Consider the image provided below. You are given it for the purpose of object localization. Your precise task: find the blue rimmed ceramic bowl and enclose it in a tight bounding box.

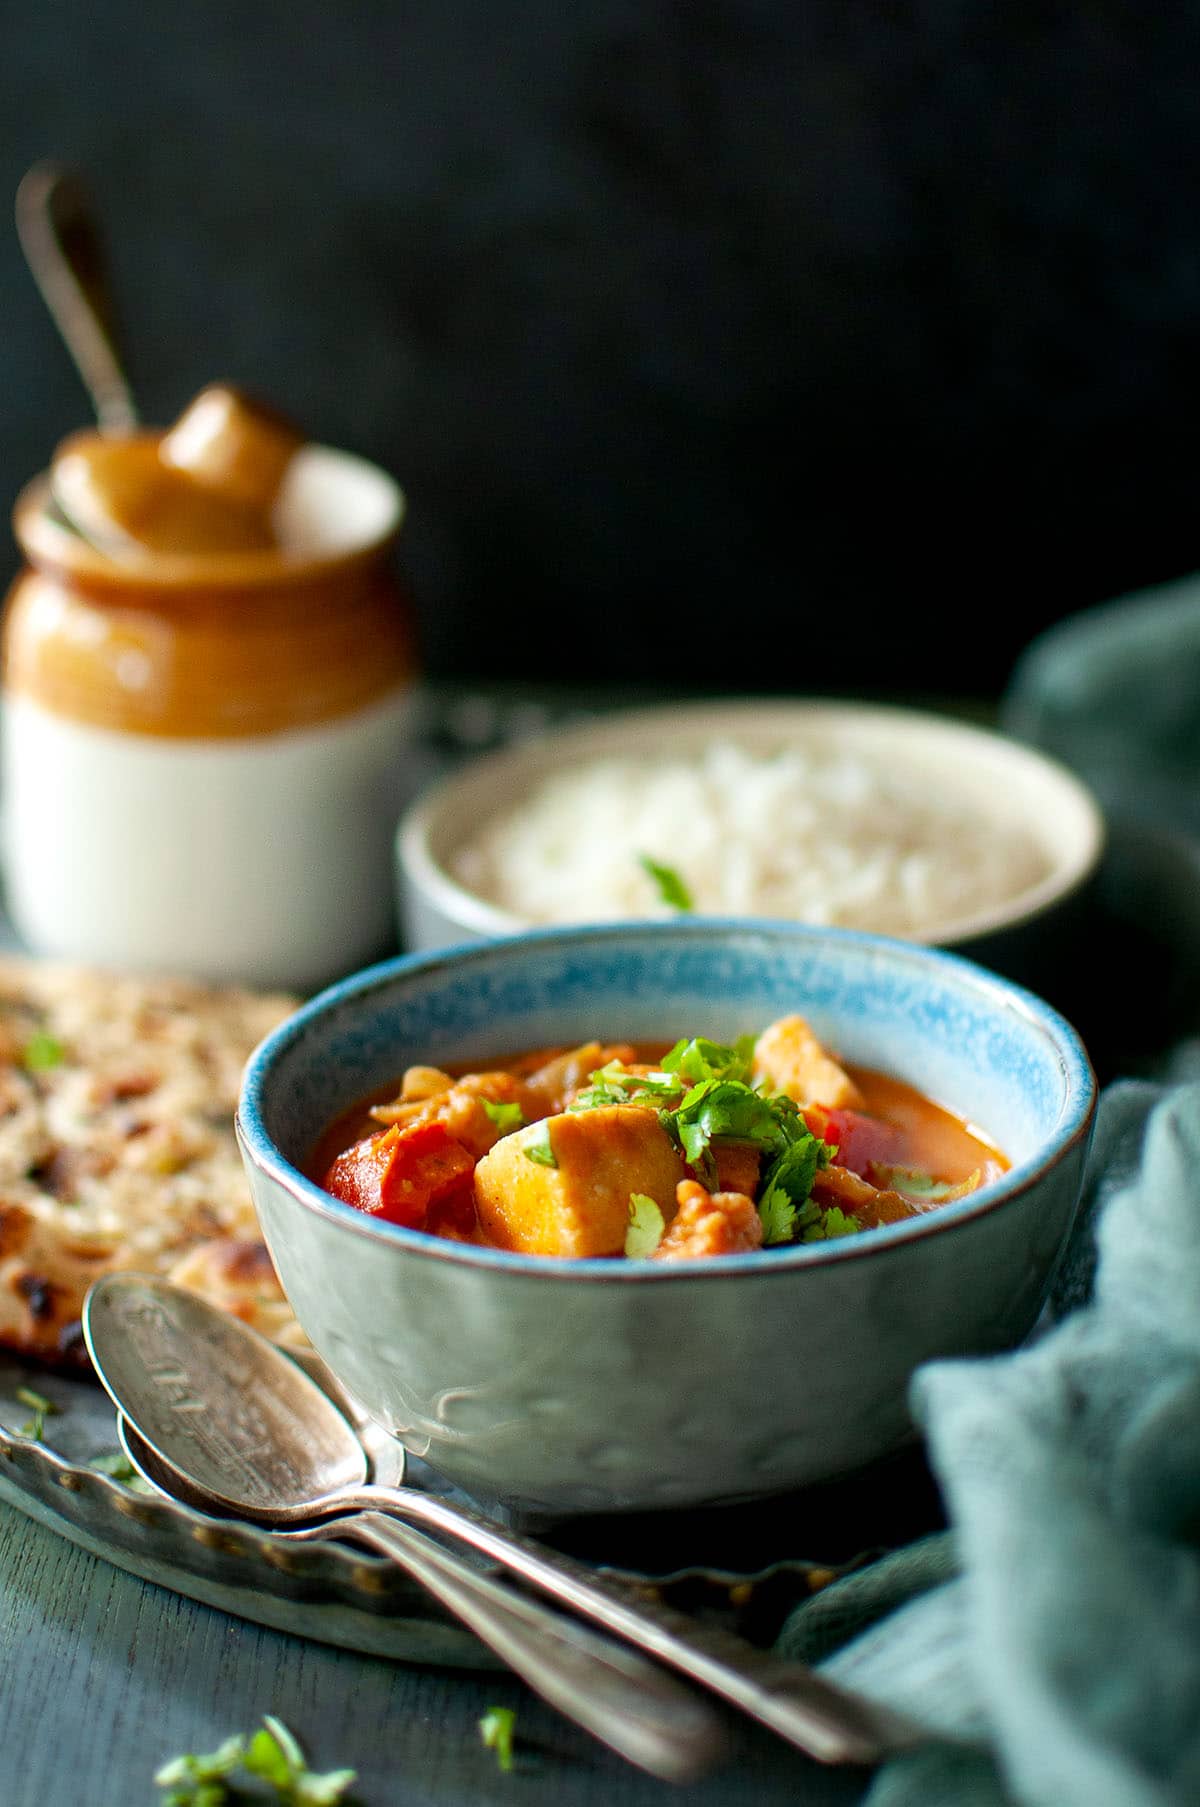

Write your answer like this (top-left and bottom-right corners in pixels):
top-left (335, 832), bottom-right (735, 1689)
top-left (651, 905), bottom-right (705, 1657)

top-left (236, 921), bottom-right (1096, 1519)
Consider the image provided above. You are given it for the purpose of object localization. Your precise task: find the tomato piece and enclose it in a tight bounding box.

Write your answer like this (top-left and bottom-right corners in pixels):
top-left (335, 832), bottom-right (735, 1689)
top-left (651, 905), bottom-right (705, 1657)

top-left (322, 1130), bottom-right (399, 1216)
top-left (803, 1106), bottom-right (904, 1179)
top-left (323, 1120), bottom-right (476, 1229)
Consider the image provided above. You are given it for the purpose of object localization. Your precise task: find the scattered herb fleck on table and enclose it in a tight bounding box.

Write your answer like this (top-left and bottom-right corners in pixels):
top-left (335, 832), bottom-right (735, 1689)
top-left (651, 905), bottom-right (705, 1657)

top-left (479, 1706), bottom-right (517, 1773)
top-left (154, 1715), bottom-right (355, 1805)
top-left (15, 1384), bottom-right (59, 1440)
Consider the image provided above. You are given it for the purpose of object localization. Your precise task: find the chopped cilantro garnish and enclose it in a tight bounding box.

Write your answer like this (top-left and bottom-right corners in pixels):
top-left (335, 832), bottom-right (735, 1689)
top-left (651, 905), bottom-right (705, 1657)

top-left (670, 1078), bottom-right (805, 1167)
top-left (660, 1036), bottom-right (756, 1086)
top-left (625, 1193), bottom-right (666, 1258)
top-left (592, 1060), bottom-right (682, 1098)
top-left (90, 1450), bottom-right (137, 1478)
top-left (88, 1450), bottom-right (157, 1492)
top-left (570, 1060), bottom-right (684, 1113)
top-left (807, 1205), bottom-right (860, 1240)
top-left (15, 1385), bottom-right (57, 1415)
top-left (16, 1384), bottom-right (57, 1438)
top-left (567, 1081), bottom-right (630, 1111)
top-left (22, 1029), bottom-right (64, 1073)
top-left (521, 1120), bottom-right (558, 1168)
top-left (482, 1098), bottom-right (525, 1135)
top-left (155, 1716), bottom-right (355, 1805)
top-left (480, 1705), bottom-right (517, 1772)
top-left (758, 1186), bottom-right (798, 1247)
top-left (638, 854), bottom-right (694, 912)
top-left (154, 1731), bottom-right (247, 1801)
top-left (756, 1134), bottom-right (832, 1244)
top-left (796, 1201), bottom-right (862, 1242)
top-left (755, 1127), bottom-right (831, 1243)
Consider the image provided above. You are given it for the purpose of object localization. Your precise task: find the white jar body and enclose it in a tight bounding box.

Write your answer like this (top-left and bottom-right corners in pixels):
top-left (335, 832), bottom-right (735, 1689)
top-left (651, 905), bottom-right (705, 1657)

top-left (2, 689), bottom-right (415, 991)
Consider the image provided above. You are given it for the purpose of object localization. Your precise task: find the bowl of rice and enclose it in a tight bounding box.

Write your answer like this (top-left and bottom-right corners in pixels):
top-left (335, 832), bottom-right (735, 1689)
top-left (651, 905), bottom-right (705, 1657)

top-left (396, 699), bottom-right (1105, 984)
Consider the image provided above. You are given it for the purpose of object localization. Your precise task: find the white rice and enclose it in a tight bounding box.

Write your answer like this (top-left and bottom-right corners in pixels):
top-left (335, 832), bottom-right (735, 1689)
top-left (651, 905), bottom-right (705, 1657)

top-left (450, 742), bottom-right (1051, 937)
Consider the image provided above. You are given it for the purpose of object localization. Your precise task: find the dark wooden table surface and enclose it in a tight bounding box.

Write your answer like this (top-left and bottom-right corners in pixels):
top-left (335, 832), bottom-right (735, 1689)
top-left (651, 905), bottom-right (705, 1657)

top-left (0, 1496), bottom-right (889, 1806)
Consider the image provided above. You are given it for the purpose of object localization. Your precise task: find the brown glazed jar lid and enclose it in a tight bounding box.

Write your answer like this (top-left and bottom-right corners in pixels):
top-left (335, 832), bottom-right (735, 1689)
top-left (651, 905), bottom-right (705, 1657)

top-left (6, 438), bottom-right (416, 739)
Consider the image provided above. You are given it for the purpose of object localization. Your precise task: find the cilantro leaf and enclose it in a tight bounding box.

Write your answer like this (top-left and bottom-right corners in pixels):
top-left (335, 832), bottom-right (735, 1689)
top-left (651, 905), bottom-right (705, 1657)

top-left (671, 1079), bottom-right (803, 1167)
top-left (15, 1384), bottom-right (60, 1441)
top-left (757, 1133), bottom-right (832, 1245)
top-left (293, 1768), bottom-right (360, 1807)
top-left (566, 1081), bottom-right (630, 1111)
top-left (801, 1204), bottom-right (862, 1242)
top-left (22, 1029), bottom-right (64, 1073)
top-left (88, 1449), bottom-right (157, 1492)
top-left (480, 1705), bottom-right (517, 1772)
top-left (660, 1036), bottom-right (756, 1086)
top-left (245, 1722), bottom-right (296, 1789)
top-left (625, 1193), bottom-right (666, 1258)
top-left (156, 1719), bottom-right (354, 1806)
top-left (591, 1060), bottom-right (683, 1099)
top-left (638, 854), bottom-right (694, 912)
top-left (482, 1098), bottom-right (525, 1135)
top-left (154, 1734), bottom-right (246, 1791)
top-left (521, 1120), bottom-right (558, 1168)
top-left (89, 1450), bottom-right (139, 1478)
top-left (757, 1187), bottom-right (797, 1247)
top-left (570, 1061), bottom-right (684, 1113)
top-left (15, 1385), bottom-right (57, 1415)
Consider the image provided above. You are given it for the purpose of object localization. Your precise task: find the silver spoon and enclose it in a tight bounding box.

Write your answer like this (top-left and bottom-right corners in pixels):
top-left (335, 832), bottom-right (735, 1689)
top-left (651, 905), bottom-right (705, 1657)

top-left (82, 1272), bottom-right (924, 1768)
top-left (112, 1419), bottom-right (718, 1783)
top-left (16, 160), bottom-right (139, 435)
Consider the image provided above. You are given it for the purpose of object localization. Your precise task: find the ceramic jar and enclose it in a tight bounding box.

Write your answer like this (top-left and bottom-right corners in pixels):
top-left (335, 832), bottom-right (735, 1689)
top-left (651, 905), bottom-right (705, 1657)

top-left (2, 443), bottom-right (418, 990)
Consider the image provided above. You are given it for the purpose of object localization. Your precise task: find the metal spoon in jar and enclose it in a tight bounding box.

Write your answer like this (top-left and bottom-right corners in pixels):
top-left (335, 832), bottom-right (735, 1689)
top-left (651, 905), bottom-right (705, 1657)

top-left (17, 162), bottom-right (302, 557)
top-left (16, 160), bottom-right (139, 436)
top-left (83, 1274), bottom-right (924, 1768)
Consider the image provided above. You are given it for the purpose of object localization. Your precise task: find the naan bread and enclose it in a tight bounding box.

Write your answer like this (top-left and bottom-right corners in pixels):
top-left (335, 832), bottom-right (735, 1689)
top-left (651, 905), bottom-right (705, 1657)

top-left (0, 956), bottom-right (301, 1369)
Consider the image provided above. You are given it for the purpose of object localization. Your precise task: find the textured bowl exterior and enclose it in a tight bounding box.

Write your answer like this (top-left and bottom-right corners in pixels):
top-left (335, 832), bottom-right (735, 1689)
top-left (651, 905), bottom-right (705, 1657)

top-left (238, 923), bottom-right (1096, 1517)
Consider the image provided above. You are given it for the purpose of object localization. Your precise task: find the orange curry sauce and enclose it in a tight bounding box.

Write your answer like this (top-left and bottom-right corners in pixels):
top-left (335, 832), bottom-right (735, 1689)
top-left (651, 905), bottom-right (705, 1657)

top-left (308, 1040), bottom-right (1008, 1260)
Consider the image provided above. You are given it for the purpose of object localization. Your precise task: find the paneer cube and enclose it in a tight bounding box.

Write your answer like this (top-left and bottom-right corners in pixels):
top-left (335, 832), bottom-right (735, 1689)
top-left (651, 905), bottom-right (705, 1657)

top-left (752, 1014), bottom-right (864, 1111)
top-left (473, 1105), bottom-right (685, 1257)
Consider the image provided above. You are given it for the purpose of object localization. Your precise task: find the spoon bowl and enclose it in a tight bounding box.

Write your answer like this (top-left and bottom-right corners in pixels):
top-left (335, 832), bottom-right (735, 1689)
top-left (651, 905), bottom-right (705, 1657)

top-left (84, 1269), bottom-right (370, 1518)
top-left (82, 1271), bottom-right (925, 1768)
top-left (83, 1273), bottom-right (725, 1783)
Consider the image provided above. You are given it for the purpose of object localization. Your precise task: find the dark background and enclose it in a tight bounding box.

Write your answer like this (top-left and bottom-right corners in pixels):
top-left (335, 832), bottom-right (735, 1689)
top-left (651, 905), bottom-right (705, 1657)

top-left (3, 2), bottom-right (1200, 701)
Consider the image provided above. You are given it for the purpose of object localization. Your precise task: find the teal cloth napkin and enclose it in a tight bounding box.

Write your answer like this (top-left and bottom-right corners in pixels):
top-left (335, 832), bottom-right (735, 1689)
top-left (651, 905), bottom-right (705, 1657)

top-left (773, 580), bottom-right (1200, 1804)
top-left (1000, 569), bottom-right (1200, 840)
top-left (776, 1077), bottom-right (1200, 1805)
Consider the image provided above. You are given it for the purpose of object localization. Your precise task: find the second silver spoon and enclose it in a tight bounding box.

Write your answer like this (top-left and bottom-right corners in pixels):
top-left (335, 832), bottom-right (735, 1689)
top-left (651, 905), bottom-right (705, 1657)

top-left (83, 1272), bottom-right (923, 1768)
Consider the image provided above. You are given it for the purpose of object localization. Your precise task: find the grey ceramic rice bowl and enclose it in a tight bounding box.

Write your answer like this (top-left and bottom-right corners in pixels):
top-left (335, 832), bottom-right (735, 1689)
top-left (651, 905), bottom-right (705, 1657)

top-left (395, 701), bottom-right (1106, 1001)
top-left (236, 921), bottom-right (1096, 1519)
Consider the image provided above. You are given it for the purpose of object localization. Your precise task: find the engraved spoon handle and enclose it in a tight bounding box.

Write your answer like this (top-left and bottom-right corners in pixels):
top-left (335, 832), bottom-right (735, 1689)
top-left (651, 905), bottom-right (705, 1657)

top-left (360, 1484), bottom-right (923, 1766)
top-left (319, 1510), bottom-right (724, 1783)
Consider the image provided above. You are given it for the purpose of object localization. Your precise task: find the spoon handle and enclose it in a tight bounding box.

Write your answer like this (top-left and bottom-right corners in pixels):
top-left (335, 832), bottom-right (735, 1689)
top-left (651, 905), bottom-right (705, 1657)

top-left (15, 160), bottom-right (139, 434)
top-left (328, 1510), bottom-right (724, 1783)
top-left (364, 1485), bottom-right (921, 1766)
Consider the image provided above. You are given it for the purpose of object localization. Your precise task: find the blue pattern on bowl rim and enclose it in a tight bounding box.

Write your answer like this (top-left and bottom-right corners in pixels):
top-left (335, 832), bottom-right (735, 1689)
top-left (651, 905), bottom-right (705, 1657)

top-left (238, 918), bottom-right (1096, 1279)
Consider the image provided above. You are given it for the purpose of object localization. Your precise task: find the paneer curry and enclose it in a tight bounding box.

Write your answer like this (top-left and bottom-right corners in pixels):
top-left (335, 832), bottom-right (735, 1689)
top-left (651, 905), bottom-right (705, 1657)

top-left (311, 1016), bottom-right (1007, 1259)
